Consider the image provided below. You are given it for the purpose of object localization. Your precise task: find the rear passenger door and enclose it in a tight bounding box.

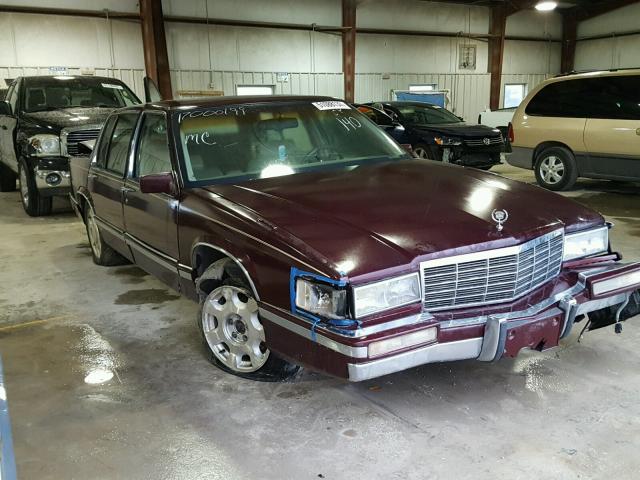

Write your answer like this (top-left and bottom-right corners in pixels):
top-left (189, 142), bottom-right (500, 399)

top-left (582, 75), bottom-right (640, 178)
top-left (89, 112), bottom-right (139, 257)
top-left (122, 111), bottom-right (180, 289)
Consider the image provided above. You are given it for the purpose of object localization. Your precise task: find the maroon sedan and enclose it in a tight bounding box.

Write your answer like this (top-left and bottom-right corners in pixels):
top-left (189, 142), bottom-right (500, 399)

top-left (70, 96), bottom-right (640, 381)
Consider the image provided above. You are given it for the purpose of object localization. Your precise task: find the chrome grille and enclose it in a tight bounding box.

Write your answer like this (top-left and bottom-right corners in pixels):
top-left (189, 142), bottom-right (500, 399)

top-left (465, 136), bottom-right (504, 147)
top-left (421, 230), bottom-right (564, 311)
top-left (64, 128), bottom-right (101, 156)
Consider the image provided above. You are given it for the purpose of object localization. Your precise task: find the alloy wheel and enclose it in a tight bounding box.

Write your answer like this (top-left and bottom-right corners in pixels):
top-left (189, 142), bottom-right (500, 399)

top-left (539, 156), bottom-right (565, 185)
top-left (414, 147), bottom-right (430, 159)
top-left (86, 208), bottom-right (102, 259)
top-left (201, 285), bottom-right (268, 373)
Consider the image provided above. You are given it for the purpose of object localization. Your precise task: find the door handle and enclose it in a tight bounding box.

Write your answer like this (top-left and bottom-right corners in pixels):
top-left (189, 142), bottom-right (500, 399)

top-left (636, 128), bottom-right (640, 136)
top-left (121, 187), bottom-right (135, 193)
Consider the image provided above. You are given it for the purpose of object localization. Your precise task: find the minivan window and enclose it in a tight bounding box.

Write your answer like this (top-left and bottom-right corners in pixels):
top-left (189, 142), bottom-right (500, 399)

top-left (526, 75), bottom-right (640, 119)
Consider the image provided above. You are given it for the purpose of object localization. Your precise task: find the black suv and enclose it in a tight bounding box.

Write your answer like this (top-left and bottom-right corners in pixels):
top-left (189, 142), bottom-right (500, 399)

top-left (0, 75), bottom-right (140, 216)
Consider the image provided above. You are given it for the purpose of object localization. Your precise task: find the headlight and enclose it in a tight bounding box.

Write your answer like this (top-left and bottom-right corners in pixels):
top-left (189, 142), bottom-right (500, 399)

top-left (295, 278), bottom-right (347, 319)
top-left (352, 273), bottom-right (421, 318)
top-left (563, 226), bottom-right (609, 261)
top-left (29, 134), bottom-right (61, 156)
top-left (434, 136), bottom-right (462, 146)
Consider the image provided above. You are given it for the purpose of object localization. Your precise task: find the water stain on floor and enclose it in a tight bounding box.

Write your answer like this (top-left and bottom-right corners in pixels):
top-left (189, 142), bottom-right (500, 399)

top-left (114, 289), bottom-right (180, 305)
top-left (110, 267), bottom-right (150, 285)
top-left (570, 192), bottom-right (640, 218)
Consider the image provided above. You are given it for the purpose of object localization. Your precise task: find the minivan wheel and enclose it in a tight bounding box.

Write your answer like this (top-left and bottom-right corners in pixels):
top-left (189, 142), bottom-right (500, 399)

top-left (198, 277), bottom-right (299, 381)
top-left (534, 146), bottom-right (578, 191)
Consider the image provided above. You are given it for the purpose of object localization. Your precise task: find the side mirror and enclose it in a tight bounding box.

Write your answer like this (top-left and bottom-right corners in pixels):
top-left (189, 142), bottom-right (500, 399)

top-left (0, 101), bottom-right (12, 116)
top-left (139, 172), bottom-right (174, 195)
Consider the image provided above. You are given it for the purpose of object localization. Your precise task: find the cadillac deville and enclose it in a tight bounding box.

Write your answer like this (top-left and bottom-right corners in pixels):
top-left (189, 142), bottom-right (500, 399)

top-left (69, 96), bottom-right (640, 381)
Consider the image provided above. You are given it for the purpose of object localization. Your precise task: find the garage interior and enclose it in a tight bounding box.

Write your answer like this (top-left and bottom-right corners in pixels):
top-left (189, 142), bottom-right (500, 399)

top-left (1, 0), bottom-right (639, 479)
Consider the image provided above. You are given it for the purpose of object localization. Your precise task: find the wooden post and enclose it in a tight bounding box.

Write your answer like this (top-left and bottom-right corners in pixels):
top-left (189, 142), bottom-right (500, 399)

top-left (342, 0), bottom-right (356, 103)
top-left (488, 5), bottom-right (506, 110)
top-left (139, 0), bottom-right (172, 100)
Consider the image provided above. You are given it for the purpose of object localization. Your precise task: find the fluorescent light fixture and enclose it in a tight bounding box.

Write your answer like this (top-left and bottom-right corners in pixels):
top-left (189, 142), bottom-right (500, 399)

top-left (535, 1), bottom-right (557, 11)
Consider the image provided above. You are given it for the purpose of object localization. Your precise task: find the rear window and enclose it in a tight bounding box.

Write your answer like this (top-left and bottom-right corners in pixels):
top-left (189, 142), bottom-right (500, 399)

top-left (526, 75), bottom-right (640, 119)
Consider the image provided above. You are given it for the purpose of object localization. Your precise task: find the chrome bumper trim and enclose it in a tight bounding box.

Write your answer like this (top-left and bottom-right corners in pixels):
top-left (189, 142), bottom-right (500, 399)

top-left (34, 169), bottom-right (70, 190)
top-left (347, 337), bottom-right (483, 381)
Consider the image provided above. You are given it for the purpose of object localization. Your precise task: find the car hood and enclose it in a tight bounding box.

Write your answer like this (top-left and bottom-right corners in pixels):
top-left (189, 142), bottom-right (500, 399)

top-left (411, 123), bottom-right (501, 139)
top-left (21, 107), bottom-right (114, 131)
top-left (208, 160), bottom-right (604, 279)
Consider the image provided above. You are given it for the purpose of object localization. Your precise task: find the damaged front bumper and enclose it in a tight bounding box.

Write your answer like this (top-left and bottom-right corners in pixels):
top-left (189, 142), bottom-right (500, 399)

top-left (260, 261), bottom-right (640, 381)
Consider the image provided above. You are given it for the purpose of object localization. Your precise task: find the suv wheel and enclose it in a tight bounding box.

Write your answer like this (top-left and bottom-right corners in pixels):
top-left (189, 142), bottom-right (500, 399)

top-left (0, 163), bottom-right (17, 192)
top-left (18, 160), bottom-right (52, 216)
top-left (534, 146), bottom-right (578, 191)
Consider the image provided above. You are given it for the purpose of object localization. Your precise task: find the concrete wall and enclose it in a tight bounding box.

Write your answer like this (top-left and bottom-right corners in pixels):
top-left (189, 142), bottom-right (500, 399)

top-left (574, 3), bottom-right (640, 71)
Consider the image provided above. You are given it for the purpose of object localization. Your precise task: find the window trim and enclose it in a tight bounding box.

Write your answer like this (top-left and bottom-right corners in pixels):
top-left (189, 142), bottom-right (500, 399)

top-left (129, 110), bottom-right (171, 180)
top-left (103, 112), bottom-right (141, 177)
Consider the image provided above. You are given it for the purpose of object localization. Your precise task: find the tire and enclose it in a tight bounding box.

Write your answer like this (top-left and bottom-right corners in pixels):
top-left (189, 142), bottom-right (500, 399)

top-left (0, 162), bottom-right (16, 192)
top-left (413, 143), bottom-right (439, 161)
top-left (84, 207), bottom-right (128, 266)
top-left (198, 274), bottom-right (299, 381)
top-left (534, 146), bottom-right (578, 191)
top-left (18, 160), bottom-right (52, 216)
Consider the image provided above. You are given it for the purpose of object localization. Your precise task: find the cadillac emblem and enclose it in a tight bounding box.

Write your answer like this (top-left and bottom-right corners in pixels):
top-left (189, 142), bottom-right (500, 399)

top-left (491, 209), bottom-right (509, 232)
top-left (482, 137), bottom-right (491, 145)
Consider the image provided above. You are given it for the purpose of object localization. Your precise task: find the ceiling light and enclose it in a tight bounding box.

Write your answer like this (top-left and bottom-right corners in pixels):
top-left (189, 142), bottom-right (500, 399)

top-left (535, 1), bottom-right (558, 11)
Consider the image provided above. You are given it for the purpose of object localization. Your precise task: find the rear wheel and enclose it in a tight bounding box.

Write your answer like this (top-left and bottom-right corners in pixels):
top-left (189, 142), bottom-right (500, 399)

top-left (0, 163), bottom-right (16, 192)
top-left (18, 160), bottom-right (51, 216)
top-left (85, 207), bottom-right (128, 266)
top-left (198, 274), bottom-right (299, 381)
top-left (534, 146), bottom-right (578, 191)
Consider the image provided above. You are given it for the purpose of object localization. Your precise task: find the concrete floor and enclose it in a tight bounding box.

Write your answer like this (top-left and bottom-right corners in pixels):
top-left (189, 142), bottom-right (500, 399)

top-left (1, 164), bottom-right (639, 480)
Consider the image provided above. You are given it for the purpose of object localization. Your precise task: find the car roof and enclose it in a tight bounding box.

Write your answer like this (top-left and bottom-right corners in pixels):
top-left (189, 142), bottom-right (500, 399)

top-left (138, 95), bottom-right (339, 112)
top-left (21, 75), bottom-right (128, 83)
top-left (371, 101), bottom-right (443, 109)
top-left (551, 68), bottom-right (640, 82)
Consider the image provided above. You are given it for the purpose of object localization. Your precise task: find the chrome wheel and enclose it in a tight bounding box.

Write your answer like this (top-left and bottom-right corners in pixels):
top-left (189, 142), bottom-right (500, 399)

top-left (201, 285), bottom-right (268, 373)
top-left (19, 167), bottom-right (29, 207)
top-left (414, 146), bottom-right (431, 159)
top-left (86, 208), bottom-right (102, 259)
top-left (539, 156), bottom-right (565, 185)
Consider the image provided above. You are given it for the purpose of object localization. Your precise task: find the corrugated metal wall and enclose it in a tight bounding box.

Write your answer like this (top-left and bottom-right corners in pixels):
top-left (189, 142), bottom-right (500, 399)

top-left (0, 66), bottom-right (146, 100)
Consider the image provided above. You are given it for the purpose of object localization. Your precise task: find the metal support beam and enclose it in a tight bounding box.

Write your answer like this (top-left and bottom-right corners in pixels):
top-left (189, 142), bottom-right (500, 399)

top-left (139, 0), bottom-right (172, 100)
top-left (560, 14), bottom-right (577, 73)
top-left (488, 5), bottom-right (506, 110)
top-left (342, 0), bottom-right (356, 103)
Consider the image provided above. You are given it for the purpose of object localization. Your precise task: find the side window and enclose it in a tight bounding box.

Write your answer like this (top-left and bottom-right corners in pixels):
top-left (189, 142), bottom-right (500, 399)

top-left (5, 80), bottom-right (18, 113)
top-left (95, 115), bottom-right (117, 168)
top-left (525, 80), bottom-right (587, 118)
top-left (135, 113), bottom-right (172, 178)
top-left (105, 113), bottom-right (139, 176)
top-left (587, 76), bottom-right (640, 120)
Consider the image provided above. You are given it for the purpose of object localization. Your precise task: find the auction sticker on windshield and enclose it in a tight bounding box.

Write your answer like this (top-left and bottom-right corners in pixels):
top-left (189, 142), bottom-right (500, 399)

top-left (312, 101), bottom-right (351, 111)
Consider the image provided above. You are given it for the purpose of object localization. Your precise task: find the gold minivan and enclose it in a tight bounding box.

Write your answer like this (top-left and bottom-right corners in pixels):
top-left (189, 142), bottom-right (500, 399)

top-left (507, 69), bottom-right (640, 190)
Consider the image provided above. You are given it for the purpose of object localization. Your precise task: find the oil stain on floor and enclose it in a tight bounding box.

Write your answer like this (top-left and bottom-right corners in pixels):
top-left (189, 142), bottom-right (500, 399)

top-left (114, 289), bottom-right (180, 305)
top-left (110, 266), bottom-right (150, 285)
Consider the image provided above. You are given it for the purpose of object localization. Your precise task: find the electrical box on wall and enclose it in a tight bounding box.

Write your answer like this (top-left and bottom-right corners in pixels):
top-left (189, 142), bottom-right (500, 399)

top-left (458, 45), bottom-right (476, 70)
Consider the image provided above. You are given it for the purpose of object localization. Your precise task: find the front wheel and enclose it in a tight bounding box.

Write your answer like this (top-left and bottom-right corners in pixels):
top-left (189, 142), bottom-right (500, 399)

top-left (413, 143), bottom-right (439, 161)
top-left (534, 146), bottom-right (578, 191)
top-left (18, 160), bottom-right (51, 216)
top-left (199, 279), bottom-right (299, 381)
top-left (85, 207), bottom-right (128, 266)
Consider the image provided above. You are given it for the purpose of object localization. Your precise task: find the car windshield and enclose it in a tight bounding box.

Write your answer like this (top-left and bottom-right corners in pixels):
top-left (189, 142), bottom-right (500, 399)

top-left (24, 76), bottom-right (140, 112)
top-left (396, 104), bottom-right (462, 126)
top-left (176, 100), bottom-right (407, 185)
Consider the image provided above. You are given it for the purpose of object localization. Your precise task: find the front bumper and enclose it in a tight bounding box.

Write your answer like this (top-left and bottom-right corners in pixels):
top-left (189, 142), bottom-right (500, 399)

top-left (260, 261), bottom-right (640, 381)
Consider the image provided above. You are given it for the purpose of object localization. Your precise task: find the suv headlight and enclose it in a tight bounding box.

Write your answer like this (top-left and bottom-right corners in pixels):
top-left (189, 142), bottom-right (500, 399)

top-left (563, 226), bottom-right (609, 261)
top-left (434, 136), bottom-right (462, 146)
top-left (295, 277), bottom-right (347, 319)
top-left (29, 134), bottom-right (61, 156)
top-left (353, 273), bottom-right (421, 318)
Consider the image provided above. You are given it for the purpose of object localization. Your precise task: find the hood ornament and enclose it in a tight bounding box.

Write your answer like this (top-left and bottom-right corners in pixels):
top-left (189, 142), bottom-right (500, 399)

top-left (491, 209), bottom-right (509, 232)
top-left (483, 137), bottom-right (491, 145)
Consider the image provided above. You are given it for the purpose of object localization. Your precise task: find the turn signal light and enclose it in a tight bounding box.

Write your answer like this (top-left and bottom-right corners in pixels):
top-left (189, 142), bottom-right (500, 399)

top-left (591, 270), bottom-right (640, 296)
top-left (508, 122), bottom-right (514, 143)
top-left (368, 327), bottom-right (437, 358)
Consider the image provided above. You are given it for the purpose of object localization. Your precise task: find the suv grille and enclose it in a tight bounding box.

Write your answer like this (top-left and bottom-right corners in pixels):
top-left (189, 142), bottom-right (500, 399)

top-left (421, 230), bottom-right (564, 311)
top-left (465, 136), bottom-right (504, 147)
top-left (65, 128), bottom-right (101, 156)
